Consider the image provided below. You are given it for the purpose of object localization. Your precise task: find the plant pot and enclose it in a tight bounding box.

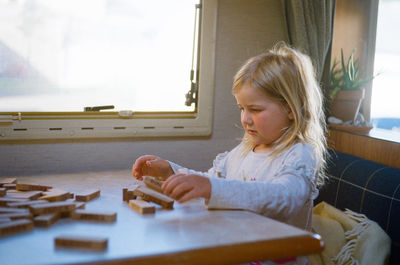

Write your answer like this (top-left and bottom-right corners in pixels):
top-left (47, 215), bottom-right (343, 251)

top-left (330, 89), bottom-right (365, 122)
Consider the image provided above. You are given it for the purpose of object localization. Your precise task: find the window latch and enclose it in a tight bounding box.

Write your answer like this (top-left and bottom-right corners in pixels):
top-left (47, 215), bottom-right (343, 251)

top-left (84, 105), bottom-right (115, 112)
top-left (0, 113), bottom-right (22, 125)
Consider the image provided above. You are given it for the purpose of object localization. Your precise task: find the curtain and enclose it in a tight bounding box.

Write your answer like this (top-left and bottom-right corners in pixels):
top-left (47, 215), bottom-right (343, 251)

top-left (280, 0), bottom-right (335, 81)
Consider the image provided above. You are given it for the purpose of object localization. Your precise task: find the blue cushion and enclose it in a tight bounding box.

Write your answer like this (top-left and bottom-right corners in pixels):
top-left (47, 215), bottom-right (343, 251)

top-left (315, 149), bottom-right (400, 265)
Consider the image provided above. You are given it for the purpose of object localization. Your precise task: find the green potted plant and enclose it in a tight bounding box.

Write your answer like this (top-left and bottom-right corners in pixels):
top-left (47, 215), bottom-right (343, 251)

top-left (328, 49), bottom-right (374, 122)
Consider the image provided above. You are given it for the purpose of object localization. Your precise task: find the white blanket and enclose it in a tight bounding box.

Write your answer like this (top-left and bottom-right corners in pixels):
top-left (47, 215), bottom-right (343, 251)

top-left (308, 202), bottom-right (391, 265)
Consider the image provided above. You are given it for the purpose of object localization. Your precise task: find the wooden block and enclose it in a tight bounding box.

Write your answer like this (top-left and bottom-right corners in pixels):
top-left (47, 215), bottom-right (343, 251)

top-left (133, 186), bottom-right (174, 209)
top-left (0, 218), bottom-right (11, 223)
top-left (71, 209), bottom-right (117, 222)
top-left (0, 188), bottom-right (6, 197)
top-left (0, 219), bottom-right (34, 237)
top-left (54, 235), bottom-right (108, 250)
top-left (7, 200), bottom-right (47, 208)
top-left (0, 206), bottom-right (30, 214)
top-left (129, 199), bottom-right (155, 214)
top-left (29, 201), bottom-right (76, 215)
top-left (75, 189), bottom-right (100, 202)
top-left (0, 178), bottom-right (17, 185)
top-left (65, 199), bottom-right (85, 207)
top-left (33, 213), bottom-right (60, 227)
top-left (2, 184), bottom-right (16, 190)
top-left (6, 190), bottom-right (43, 200)
top-left (122, 188), bottom-right (137, 202)
top-left (59, 210), bottom-right (73, 219)
top-left (16, 183), bottom-right (52, 192)
top-left (59, 201), bottom-right (85, 218)
top-left (143, 176), bottom-right (164, 193)
top-left (74, 202), bottom-right (86, 209)
top-left (0, 197), bottom-right (28, 206)
top-left (0, 212), bottom-right (32, 220)
top-left (39, 188), bottom-right (71, 202)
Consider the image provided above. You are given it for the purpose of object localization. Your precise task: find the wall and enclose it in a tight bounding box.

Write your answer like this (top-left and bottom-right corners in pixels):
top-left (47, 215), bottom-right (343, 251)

top-left (0, 0), bottom-right (288, 176)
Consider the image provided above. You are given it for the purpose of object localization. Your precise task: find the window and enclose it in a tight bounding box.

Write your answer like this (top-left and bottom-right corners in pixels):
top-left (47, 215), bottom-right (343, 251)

top-left (371, 0), bottom-right (400, 133)
top-left (0, 0), bottom-right (217, 140)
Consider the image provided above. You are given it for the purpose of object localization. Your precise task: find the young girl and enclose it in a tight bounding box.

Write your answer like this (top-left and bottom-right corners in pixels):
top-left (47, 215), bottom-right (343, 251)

top-left (132, 43), bottom-right (327, 264)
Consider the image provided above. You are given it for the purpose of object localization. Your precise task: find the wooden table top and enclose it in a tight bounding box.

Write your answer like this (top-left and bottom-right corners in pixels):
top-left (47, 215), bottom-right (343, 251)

top-left (0, 170), bottom-right (323, 265)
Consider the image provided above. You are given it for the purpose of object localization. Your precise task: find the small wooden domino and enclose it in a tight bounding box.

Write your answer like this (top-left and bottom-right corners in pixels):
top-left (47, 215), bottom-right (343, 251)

top-left (133, 186), bottom-right (174, 209)
top-left (0, 197), bottom-right (28, 207)
top-left (0, 207), bottom-right (30, 214)
top-left (64, 199), bottom-right (85, 207)
top-left (71, 209), bottom-right (117, 222)
top-left (129, 199), bottom-right (155, 214)
top-left (29, 201), bottom-right (76, 215)
top-left (0, 219), bottom-right (34, 237)
top-left (56, 200), bottom-right (84, 218)
top-left (59, 210), bottom-right (73, 219)
top-left (122, 188), bottom-right (137, 202)
top-left (58, 201), bottom-right (85, 219)
top-left (75, 189), bottom-right (100, 202)
top-left (0, 188), bottom-right (6, 197)
top-left (7, 200), bottom-right (48, 208)
top-left (0, 178), bottom-right (17, 186)
top-left (33, 213), bottom-right (60, 227)
top-left (54, 235), bottom-right (108, 250)
top-left (16, 183), bottom-right (52, 192)
top-left (143, 176), bottom-right (164, 193)
top-left (0, 212), bottom-right (33, 220)
top-left (39, 188), bottom-right (71, 202)
top-left (6, 190), bottom-right (43, 200)
top-left (74, 202), bottom-right (86, 210)
top-left (0, 218), bottom-right (11, 223)
top-left (2, 184), bottom-right (16, 190)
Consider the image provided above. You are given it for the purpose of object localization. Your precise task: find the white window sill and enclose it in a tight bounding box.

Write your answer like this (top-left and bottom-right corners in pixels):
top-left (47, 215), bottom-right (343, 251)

top-left (368, 127), bottom-right (400, 143)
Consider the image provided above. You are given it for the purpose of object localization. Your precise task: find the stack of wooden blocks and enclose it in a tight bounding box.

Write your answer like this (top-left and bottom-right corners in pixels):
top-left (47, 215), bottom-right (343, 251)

top-left (123, 176), bottom-right (174, 214)
top-left (0, 175), bottom-right (176, 252)
top-left (0, 177), bottom-right (112, 250)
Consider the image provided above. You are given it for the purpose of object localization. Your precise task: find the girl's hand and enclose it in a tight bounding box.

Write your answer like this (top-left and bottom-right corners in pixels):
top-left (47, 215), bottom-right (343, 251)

top-left (162, 173), bottom-right (211, 203)
top-left (132, 155), bottom-right (174, 181)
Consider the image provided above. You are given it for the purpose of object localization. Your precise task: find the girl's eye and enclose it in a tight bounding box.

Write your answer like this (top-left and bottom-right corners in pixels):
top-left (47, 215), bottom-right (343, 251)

top-left (250, 108), bottom-right (261, 112)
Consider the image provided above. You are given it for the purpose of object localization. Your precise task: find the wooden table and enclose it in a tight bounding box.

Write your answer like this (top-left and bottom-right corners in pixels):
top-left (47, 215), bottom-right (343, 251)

top-left (0, 170), bottom-right (323, 265)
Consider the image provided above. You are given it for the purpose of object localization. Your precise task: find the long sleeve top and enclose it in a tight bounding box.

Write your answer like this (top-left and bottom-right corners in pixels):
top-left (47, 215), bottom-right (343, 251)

top-left (169, 142), bottom-right (319, 231)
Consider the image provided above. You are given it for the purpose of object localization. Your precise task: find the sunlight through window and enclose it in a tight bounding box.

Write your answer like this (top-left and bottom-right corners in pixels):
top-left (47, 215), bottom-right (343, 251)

top-left (371, 0), bottom-right (400, 132)
top-left (0, 0), bottom-right (200, 112)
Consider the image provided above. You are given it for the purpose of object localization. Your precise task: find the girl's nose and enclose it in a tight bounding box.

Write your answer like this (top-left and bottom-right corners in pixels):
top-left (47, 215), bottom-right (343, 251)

top-left (242, 111), bottom-right (252, 125)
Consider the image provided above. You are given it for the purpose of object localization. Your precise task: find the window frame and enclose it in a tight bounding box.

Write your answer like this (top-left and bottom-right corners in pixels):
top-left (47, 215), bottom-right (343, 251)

top-left (0, 0), bottom-right (218, 140)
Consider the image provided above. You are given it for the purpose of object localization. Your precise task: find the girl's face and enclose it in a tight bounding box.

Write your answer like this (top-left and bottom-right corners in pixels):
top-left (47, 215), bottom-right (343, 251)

top-left (235, 83), bottom-right (293, 153)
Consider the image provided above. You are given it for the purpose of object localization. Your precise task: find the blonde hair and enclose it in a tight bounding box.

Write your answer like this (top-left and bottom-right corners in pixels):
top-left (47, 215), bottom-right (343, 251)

top-left (233, 43), bottom-right (327, 187)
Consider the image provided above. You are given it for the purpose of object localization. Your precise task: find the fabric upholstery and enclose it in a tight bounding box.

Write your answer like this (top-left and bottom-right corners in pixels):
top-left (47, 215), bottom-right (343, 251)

top-left (315, 149), bottom-right (400, 265)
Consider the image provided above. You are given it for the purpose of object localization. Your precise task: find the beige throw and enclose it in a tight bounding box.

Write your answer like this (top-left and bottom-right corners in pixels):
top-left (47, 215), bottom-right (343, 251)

top-left (308, 202), bottom-right (391, 265)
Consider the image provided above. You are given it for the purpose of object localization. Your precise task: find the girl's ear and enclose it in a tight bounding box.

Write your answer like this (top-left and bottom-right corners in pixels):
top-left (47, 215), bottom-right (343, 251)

top-left (288, 111), bottom-right (294, 120)
top-left (286, 106), bottom-right (294, 120)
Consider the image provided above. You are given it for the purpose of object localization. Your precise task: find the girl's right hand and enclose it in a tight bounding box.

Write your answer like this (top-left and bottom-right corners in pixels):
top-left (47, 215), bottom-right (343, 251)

top-left (131, 155), bottom-right (174, 181)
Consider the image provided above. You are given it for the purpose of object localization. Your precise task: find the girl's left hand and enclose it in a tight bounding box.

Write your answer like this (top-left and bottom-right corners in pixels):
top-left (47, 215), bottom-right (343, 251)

top-left (161, 173), bottom-right (211, 203)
